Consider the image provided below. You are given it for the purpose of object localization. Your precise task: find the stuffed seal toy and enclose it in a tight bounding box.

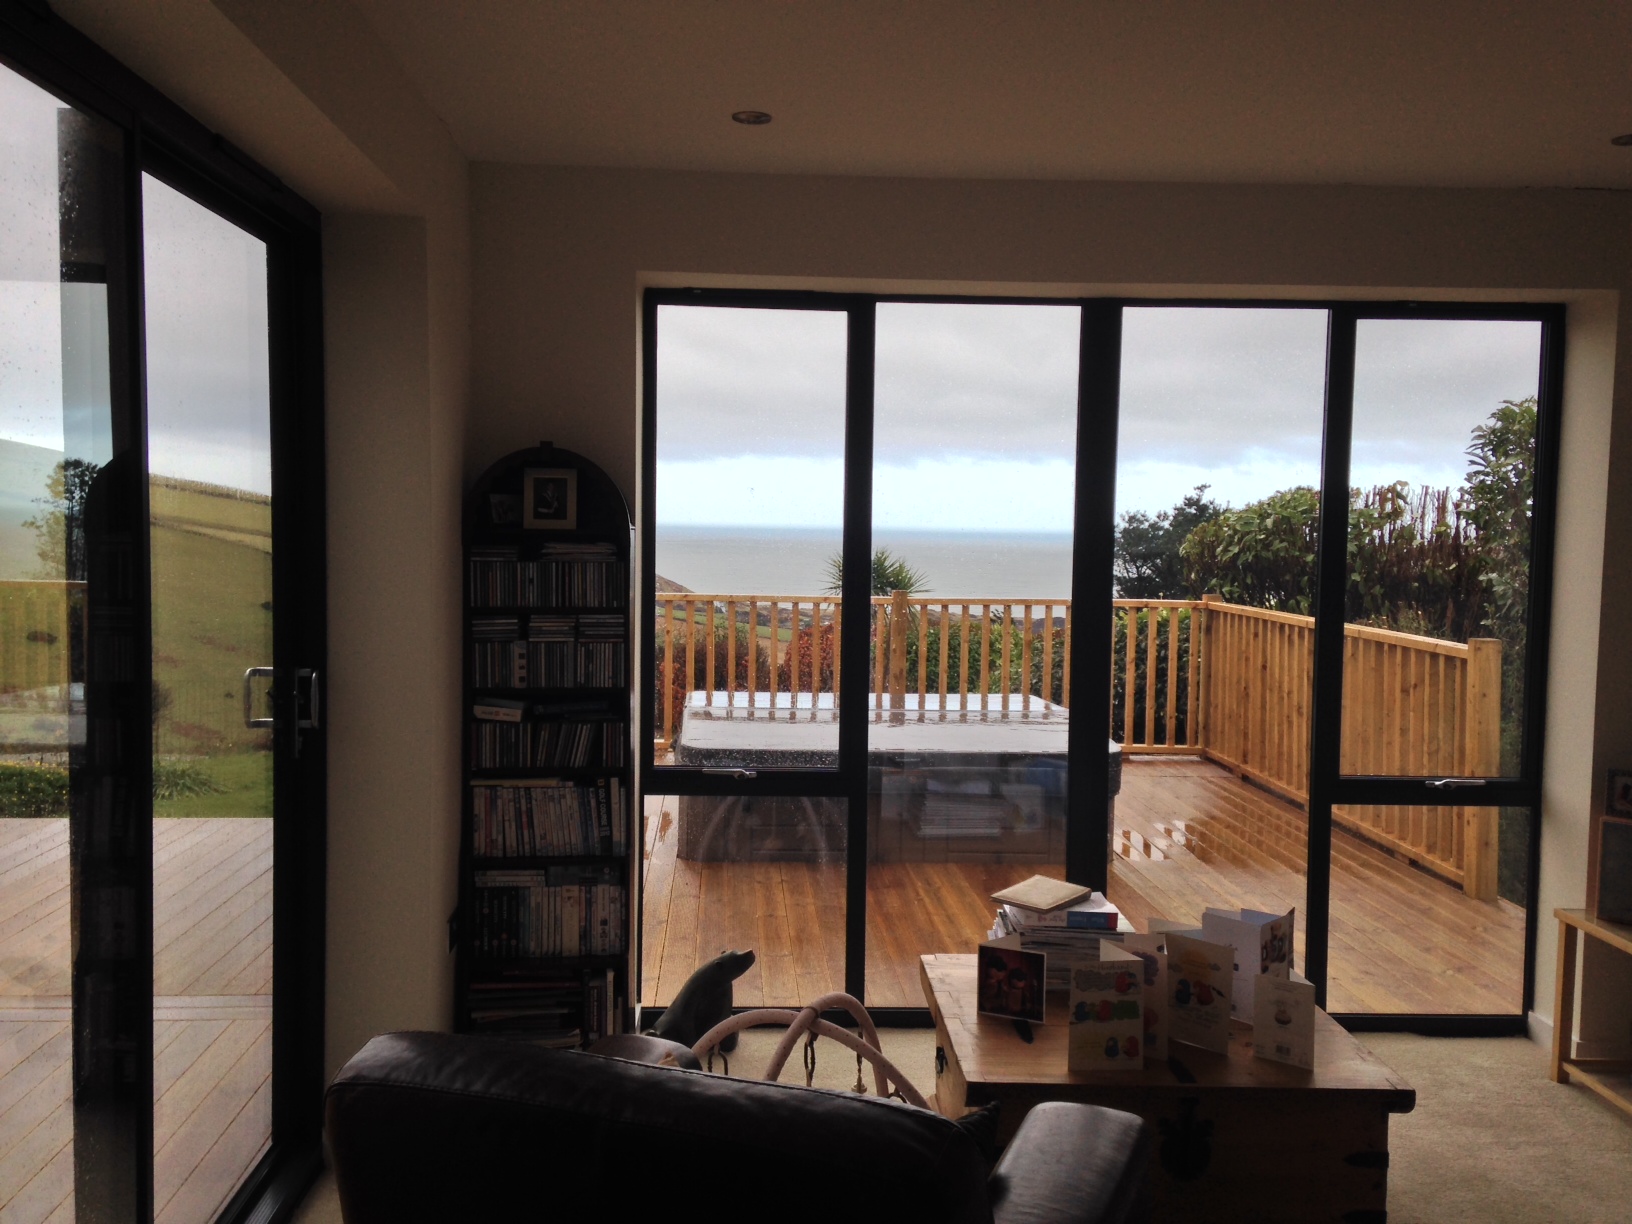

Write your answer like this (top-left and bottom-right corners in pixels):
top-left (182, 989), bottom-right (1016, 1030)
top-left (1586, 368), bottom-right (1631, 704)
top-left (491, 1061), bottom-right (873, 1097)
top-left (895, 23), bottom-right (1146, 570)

top-left (648, 949), bottom-right (756, 1052)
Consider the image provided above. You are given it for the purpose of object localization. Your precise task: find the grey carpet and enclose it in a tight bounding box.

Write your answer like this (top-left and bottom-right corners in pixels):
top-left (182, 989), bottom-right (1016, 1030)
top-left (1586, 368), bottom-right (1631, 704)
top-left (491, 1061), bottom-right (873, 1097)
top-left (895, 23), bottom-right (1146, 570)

top-left (293, 1030), bottom-right (1632, 1223)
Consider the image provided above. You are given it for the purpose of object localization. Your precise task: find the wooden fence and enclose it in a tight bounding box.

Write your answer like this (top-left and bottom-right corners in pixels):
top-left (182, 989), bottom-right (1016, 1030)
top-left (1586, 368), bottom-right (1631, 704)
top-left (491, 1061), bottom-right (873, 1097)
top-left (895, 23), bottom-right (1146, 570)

top-left (652, 591), bottom-right (1503, 897)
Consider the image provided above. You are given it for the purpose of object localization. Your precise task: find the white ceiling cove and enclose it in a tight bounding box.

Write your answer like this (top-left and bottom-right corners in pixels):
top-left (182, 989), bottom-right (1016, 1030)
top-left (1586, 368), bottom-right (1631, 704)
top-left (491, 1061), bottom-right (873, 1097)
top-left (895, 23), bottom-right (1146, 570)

top-left (349, 0), bottom-right (1632, 188)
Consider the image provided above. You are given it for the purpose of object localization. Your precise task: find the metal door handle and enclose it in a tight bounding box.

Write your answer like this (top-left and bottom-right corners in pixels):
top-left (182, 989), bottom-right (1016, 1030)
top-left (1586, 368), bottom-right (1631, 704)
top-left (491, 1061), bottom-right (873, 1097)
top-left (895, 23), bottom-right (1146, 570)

top-left (1426, 777), bottom-right (1488, 790)
top-left (243, 666), bottom-right (274, 728)
top-left (702, 767), bottom-right (758, 779)
top-left (297, 668), bottom-right (320, 730)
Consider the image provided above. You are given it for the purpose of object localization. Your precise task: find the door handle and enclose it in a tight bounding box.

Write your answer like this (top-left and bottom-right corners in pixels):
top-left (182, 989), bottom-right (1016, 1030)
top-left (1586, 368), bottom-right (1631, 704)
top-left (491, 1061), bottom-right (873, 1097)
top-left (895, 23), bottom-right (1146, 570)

top-left (702, 767), bottom-right (758, 779)
top-left (1425, 777), bottom-right (1488, 790)
top-left (297, 668), bottom-right (320, 730)
top-left (243, 666), bottom-right (274, 728)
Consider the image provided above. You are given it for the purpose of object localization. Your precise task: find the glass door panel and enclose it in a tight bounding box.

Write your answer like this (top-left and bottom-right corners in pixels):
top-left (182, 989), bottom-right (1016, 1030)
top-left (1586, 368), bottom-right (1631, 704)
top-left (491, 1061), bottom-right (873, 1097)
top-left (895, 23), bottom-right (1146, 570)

top-left (142, 173), bottom-right (273, 1223)
top-left (1, 62), bottom-right (132, 1223)
top-left (1341, 318), bottom-right (1543, 780)
top-left (644, 304), bottom-right (849, 1009)
top-left (1111, 307), bottom-right (1327, 971)
top-left (1325, 804), bottom-right (1526, 1014)
top-left (864, 302), bottom-right (1080, 1007)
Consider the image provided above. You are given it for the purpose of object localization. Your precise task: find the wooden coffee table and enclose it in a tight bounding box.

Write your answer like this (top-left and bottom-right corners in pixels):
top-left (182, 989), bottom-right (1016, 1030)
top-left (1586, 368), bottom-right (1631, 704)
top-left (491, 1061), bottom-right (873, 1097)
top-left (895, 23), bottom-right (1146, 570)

top-left (921, 954), bottom-right (1415, 1224)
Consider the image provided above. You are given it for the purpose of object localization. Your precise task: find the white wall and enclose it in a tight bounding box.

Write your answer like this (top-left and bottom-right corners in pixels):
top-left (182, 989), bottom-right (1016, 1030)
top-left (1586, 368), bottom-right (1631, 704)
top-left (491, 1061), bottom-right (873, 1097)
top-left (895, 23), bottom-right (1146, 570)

top-left (471, 164), bottom-right (1632, 1034)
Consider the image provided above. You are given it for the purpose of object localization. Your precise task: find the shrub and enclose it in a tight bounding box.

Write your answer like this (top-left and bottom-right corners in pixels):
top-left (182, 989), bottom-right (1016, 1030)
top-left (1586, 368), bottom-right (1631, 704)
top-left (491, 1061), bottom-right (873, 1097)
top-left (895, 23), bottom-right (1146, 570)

top-left (0, 764), bottom-right (69, 818)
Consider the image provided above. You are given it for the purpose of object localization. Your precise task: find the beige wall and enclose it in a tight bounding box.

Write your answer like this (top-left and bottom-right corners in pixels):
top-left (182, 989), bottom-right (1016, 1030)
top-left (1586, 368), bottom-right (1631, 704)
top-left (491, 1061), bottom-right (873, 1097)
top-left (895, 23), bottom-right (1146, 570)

top-left (471, 164), bottom-right (1632, 1032)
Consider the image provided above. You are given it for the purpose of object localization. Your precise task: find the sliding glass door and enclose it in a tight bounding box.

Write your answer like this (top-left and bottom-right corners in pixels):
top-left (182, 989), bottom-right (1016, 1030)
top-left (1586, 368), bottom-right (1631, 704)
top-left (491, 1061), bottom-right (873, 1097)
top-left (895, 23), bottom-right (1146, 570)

top-left (0, 20), bottom-right (327, 1221)
top-left (640, 290), bottom-right (1561, 1033)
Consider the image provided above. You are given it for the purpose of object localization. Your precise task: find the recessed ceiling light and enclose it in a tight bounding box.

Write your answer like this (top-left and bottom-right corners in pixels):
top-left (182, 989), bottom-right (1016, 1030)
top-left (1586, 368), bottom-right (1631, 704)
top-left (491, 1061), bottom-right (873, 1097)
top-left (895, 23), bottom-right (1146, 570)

top-left (1612, 133), bottom-right (1632, 146)
top-left (732, 110), bottom-right (772, 126)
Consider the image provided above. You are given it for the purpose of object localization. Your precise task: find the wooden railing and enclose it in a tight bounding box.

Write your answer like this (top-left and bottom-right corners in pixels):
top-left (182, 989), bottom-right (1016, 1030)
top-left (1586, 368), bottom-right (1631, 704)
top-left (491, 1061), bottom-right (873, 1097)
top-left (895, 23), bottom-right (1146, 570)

top-left (652, 591), bottom-right (1503, 897)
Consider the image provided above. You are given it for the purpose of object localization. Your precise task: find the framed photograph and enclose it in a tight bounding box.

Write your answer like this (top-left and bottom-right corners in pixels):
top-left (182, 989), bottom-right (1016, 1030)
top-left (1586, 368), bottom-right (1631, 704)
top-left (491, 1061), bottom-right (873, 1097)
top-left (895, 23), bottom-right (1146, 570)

top-left (523, 467), bottom-right (577, 530)
top-left (976, 940), bottom-right (1047, 1025)
top-left (488, 493), bottom-right (522, 525)
top-left (1608, 769), bottom-right (1632, 817)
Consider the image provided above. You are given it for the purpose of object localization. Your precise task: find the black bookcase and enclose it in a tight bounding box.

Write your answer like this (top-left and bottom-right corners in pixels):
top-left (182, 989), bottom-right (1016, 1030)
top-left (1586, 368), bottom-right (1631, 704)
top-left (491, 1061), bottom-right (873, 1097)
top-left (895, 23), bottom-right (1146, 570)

top-left (454, 444), bottom-right (634, 1045)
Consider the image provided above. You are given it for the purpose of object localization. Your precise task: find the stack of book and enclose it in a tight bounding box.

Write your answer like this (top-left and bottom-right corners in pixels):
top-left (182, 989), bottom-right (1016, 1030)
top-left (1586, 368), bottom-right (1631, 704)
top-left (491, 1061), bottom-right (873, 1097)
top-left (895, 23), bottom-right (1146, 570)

top-left (471, 616), bottom-right (524, 686)
top-left (469, 718), bottom-right (625, 768)
top-left (465, 968), bottom-right (621, 1045)
top-left (526, 615), bottom-right (576, 686)
top-left (576, 614), bottom-right (627, 686)
top-left (472, 865), bottom-right (626, 958)
top-left (471, 778), bottom-right (627, 857)
top-left (989, 874), bottom-right (1123, 990)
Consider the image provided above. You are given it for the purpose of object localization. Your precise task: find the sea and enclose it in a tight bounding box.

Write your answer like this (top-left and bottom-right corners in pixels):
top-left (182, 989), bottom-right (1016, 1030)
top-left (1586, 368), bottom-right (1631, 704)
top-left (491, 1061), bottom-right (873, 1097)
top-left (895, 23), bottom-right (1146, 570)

top-left (653, 527), bottom-right (1074, 599)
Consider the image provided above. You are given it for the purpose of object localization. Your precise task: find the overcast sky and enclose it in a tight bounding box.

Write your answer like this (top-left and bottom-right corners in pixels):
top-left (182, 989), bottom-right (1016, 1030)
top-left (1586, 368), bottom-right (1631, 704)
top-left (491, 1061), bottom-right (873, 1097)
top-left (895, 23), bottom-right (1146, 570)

top-left (656, 303), bottom-right (1541, 530)
top-left (0, 64), bottom-right (271, 496)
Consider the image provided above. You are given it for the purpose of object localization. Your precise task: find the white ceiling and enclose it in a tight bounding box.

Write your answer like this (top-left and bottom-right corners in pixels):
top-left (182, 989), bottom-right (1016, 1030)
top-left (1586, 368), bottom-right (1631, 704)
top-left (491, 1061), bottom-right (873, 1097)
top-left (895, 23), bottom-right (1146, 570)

top-left (348, 0), bottom-right (1632, 189)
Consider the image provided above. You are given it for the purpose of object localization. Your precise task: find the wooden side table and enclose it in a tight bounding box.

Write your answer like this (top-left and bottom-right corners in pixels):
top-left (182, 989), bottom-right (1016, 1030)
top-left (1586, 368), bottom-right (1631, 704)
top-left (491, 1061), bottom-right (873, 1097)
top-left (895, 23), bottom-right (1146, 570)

top-left (1551, 907), bottom-right (1632, 1117)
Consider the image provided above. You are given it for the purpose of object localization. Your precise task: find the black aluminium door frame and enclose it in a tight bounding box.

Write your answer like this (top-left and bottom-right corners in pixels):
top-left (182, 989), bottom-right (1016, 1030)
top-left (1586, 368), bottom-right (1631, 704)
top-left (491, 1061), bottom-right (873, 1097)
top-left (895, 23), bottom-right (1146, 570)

top-left (639, 288), bottom-right (1564, 1027)
top-left (1, 6), bottom-right (330, 1221)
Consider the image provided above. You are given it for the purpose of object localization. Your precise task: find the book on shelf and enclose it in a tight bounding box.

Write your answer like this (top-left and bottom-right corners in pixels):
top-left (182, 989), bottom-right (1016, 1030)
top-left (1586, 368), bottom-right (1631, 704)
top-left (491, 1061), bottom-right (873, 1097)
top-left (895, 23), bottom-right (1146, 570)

top-left (465, 967), bottom-right (622, 1044)
top-left (472, 777), bottom-right (627, 857)
top-left (470, 719), bottom-right (626, 769)
top-left (472, 865), bottom-right (627, 959)
top-left (470, 613), bottom-right (628, 689)
top-left (468, 543), bottom-right (627, 609)
top-left (472, 698), bottom-right (526, 723)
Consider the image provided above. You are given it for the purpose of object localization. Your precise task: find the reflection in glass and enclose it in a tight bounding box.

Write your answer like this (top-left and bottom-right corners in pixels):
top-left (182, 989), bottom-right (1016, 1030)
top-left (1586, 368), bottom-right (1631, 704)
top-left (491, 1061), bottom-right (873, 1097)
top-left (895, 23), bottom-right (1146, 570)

top-left (1342, 319), bottom-right (1542, 780)
top-left (1107, 308), bottom-right (1325, 992)
top-left (1326, 804), bottom-right (1527, 1014)
top-left (640, 793), bottom-right (846, 1007)
top-left (653, 305), bottom-right (849, 768)
top-left (143, 173), bottom-right (274, 1223)
top-left (1, 61), bottom-right (129, 1223)
top-left (865, 303), bottom-right (1081, 1007)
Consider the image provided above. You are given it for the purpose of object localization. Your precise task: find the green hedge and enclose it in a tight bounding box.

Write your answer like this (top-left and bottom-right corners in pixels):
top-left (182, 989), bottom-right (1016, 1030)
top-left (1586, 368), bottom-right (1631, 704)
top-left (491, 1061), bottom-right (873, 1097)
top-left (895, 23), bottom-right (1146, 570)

top-left (0, 759), bottom-right (221, 817)
top-left (0, 764), bottom-right (69, 818)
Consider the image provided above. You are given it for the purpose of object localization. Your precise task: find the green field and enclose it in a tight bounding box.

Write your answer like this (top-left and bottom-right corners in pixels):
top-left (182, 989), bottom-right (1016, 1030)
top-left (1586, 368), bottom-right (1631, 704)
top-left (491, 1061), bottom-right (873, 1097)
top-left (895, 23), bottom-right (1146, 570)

top-left (149, 476), bottom-right (273, 818)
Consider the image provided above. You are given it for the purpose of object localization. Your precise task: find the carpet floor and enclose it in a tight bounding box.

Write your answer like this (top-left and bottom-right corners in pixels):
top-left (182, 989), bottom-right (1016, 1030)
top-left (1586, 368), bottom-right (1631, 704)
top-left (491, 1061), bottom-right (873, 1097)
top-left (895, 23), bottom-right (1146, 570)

top-left (293, 1030), bottom-right (1632, 1223)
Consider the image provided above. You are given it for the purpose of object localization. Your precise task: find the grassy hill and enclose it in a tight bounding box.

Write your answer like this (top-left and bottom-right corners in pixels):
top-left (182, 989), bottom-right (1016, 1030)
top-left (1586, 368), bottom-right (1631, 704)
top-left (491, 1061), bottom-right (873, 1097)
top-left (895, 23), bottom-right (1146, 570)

top-left (149, 475), bottom-right (273, 817)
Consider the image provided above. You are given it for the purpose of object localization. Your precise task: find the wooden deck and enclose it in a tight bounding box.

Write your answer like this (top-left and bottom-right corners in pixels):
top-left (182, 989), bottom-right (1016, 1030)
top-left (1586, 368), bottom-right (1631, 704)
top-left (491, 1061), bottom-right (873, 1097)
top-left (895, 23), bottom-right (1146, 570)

top-left (0, 817), bottom-right (272, 1224)
top-left (641, 758), bottom-right (1525, 1014)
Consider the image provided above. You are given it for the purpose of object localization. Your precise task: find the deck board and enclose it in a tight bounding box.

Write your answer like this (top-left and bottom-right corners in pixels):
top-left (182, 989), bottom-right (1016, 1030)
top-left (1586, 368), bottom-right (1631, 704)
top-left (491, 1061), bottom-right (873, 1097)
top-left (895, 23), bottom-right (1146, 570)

top-left (0, 817), bottom-right (272, 1224)
top-left (642, 758), bottom-right (1525, 1014)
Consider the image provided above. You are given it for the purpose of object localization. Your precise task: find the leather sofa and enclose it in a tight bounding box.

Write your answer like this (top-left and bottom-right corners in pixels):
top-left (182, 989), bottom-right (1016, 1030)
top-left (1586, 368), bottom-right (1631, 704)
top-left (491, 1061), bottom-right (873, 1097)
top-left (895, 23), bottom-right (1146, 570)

top-left (326, 1031), bottom-right (1151, 1224)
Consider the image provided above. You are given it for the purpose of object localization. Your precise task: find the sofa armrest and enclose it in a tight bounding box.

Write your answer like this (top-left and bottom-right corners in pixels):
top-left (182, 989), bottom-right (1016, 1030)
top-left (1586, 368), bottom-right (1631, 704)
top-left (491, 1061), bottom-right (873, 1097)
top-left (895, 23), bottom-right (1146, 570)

top-left (986, 1101), bottom-right (1151, 1224)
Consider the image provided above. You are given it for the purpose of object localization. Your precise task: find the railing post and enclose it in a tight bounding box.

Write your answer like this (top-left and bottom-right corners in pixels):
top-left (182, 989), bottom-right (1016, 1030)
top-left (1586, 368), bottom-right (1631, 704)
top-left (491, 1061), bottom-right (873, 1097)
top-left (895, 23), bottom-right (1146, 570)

top-left (1462, 637), bottom-right (1502, 900)
top-left (888, 588), bottom-right (909, 716)
top-left (1197, 594), bottom-right (1219, 756)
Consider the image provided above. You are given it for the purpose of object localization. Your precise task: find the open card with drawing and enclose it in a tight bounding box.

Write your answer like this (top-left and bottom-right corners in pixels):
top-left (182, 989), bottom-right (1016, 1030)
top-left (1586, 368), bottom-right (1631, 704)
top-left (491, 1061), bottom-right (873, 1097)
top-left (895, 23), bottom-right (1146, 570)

top-left (1165, 932), bottom-right (1234, 1054)
top-left (1201, 906), bottom-right (1295, 1018)
top-left (1066, 941), bottom-right (1146, 1071)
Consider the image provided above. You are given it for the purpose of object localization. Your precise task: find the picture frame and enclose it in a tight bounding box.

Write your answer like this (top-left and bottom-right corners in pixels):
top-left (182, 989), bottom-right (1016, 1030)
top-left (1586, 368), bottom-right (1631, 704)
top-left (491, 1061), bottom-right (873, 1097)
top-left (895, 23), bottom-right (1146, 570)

top-left (522, 467), bottom-right (577, 531)
top-left (1596, 816), bottom-right (1632, 926)
top-left (976, 940), bottom-right (1047, 1025)
top-left (1607, 769), bottom-right (1632, 817)
top-left (488, 493), bottom-right (522, 526)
